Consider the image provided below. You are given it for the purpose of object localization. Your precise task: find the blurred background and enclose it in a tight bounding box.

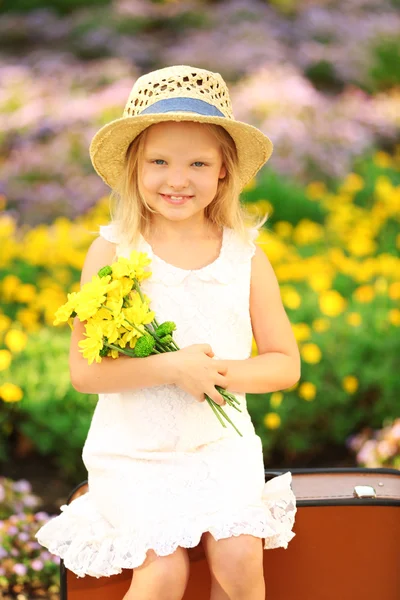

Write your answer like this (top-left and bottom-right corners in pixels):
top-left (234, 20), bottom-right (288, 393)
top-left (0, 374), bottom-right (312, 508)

top-left (0, 0), bottom-right (399, 596)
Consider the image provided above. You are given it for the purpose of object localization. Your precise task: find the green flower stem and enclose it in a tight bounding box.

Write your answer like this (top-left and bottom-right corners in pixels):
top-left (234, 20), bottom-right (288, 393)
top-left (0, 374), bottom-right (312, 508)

top-left (206, 397), bottom-right (227, 428)
top-left (205, 395), bottom-right (243, 437)
top-left (106, 342), bottom-right (161, 357)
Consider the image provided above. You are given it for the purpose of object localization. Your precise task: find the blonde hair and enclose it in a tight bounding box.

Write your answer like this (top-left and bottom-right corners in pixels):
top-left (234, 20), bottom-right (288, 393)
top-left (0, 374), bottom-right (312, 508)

top-left (106, 122), bottom-right (268, 249)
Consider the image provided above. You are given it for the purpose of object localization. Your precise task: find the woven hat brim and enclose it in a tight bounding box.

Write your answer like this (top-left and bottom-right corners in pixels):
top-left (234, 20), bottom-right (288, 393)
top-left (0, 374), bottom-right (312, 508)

top-left (89, 112), bottom-right (273, 190)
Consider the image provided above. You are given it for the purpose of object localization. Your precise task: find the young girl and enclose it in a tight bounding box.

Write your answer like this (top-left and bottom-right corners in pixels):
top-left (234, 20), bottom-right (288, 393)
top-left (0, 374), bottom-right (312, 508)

top-left (36, 65), bottom-right (300, 600)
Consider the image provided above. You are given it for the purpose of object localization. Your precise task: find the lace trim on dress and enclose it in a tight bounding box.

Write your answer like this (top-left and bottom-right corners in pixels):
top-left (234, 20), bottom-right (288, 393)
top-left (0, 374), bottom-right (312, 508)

top-left (35, 472), bottom-right (296, 579)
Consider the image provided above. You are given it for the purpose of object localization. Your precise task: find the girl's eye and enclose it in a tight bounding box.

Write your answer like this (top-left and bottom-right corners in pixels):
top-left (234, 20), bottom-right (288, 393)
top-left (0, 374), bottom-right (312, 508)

top-left (151, 160), bottom-right (206, 167)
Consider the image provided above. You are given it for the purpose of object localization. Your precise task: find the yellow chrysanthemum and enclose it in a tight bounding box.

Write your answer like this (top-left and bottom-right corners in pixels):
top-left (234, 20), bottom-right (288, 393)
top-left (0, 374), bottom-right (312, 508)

top-left (0, 314), bottom-right (12, 332)
top-left (4, 330), bottom-right (28, 353)
top-left (292, 323), bottom-right (311, 342)
top-left (298, 382), bottom-right (316, 401)
top-left (263, 412), bottom-right (281, 429)
top-left (111, 251), bottom-right (152, 282)
top-left (346, 312), bottom-right (362, 327)
top-left (342, 376), bottom-right (359, 394)
top-left (388, 309), bottom-right (400, 326)
top-left (74, 275), bottom-right (112, 321)
top-left (273, 221), bottom-right (293, 238)
top-left (301, 343), bottom-right (322, 364)
top-left (270, 392), bottom-right (283, 409)
top-left (14, 283), bottom-right (36, 304)
top-left (281, 286), bottom-right (301, 310)
top-left (312, 318), bottom-right (330, 332)
top-left (319, 290), bottom-right (347, 317)
top-left (0, 349), bottom-right (12, 371)
top-left (0, 382), bottom-right (23, 403)
top-left (388, 282), bottom-right (400, 301)
top-left (306, 181), bottom-right (327, 200)
top-left (353, 285), bottom-right (375, 303)
top-left (78, 320), bottom-right (105, 365)
top-left (53, 292), bottom-right (79, 325)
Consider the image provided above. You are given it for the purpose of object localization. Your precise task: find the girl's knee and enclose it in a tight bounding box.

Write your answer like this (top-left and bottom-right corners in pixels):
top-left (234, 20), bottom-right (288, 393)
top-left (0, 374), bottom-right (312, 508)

top-left (207, 535), bottom-right (264, 586)
top-left (131, 546), bottom-right (190, 598)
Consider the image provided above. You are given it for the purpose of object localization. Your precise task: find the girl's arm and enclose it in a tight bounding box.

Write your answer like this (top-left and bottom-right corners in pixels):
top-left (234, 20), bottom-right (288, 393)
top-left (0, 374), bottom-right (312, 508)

top-left (215, 245), bottom-right (301, 394)
top-left (69, 236), bottom-right (177, 394)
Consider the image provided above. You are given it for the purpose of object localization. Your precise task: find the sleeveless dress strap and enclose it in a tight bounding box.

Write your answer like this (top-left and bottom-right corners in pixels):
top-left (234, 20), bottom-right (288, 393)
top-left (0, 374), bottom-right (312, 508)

top-left (99, 222), bottom-right (120, 244)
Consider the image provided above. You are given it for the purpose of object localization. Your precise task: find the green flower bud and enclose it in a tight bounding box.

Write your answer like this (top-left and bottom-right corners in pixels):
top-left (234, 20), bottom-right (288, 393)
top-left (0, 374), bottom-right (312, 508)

top-left (98, 265), bottom-right (112, 278)
top-left (155, 321), bottom-right (176, 337)
top-left (133, 334), bottom-right (156, 357)
top-left (159, 334), bottom-right (173, 345)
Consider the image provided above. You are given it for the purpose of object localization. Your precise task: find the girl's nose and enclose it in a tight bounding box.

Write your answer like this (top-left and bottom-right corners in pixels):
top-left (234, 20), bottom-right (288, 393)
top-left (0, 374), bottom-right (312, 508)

top-left (167, 168), bottom-right (189, 189)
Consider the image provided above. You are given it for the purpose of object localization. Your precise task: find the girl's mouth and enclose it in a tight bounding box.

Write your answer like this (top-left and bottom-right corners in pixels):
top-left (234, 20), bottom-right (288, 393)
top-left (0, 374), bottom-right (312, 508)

top-left (160, 194), bottom-right (193, 205)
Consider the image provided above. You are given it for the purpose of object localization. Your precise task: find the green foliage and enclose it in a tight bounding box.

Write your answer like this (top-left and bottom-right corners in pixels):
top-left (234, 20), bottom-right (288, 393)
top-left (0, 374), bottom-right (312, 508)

top-left (242, 168), bottom-right (328, 225)
top-left (1, 328), bottom-right (97, 482)
top-left (248, 275), bottom-right (400, 463)
top-left (0, 0), bottom-right (111, 16)
top-left (368, 35), bottom-right (400, 92)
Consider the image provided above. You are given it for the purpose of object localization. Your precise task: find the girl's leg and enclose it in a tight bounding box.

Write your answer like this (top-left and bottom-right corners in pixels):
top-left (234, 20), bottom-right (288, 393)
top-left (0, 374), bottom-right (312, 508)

top-left (122, 546), bottom-right (190, 600)
top-left (202, 532), bottom-right (265, 600)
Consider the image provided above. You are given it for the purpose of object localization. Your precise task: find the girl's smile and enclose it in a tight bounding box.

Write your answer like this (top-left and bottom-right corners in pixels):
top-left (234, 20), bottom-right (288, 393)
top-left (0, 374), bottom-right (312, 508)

top-left (160, 193), bottom-right (194, 206)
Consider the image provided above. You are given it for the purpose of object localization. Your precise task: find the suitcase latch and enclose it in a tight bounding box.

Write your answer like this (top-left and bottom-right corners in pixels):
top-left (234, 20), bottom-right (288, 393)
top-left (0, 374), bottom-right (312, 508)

top-left (353, 485), bottom-right (376, 498)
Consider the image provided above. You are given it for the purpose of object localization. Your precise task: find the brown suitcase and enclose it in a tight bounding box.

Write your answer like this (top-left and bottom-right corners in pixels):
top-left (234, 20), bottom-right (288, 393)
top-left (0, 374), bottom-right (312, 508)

top-left (60, 467), bottom-right (400, 600)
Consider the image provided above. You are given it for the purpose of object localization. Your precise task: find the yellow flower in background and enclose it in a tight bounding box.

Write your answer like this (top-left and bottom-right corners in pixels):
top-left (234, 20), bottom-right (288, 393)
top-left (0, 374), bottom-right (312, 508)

top-left (353, 285), bottom-right (375, 303)
top-left (286, 381), bottom-right (299, 392)
top-left (339, 172), bottom-right (364, 194)
top-left (373, 151), bottom-right (392, 169)
top-left (306, 181), bottom-right (327, 200)
top-left (0, 382), bottom-right (23, 403)
top-left (298, 382), bottom-right (316, 401)
top-left (292, 219), bottom-right (324, 245)
top-left (1, 274), bottom-right (21, 302)
top-left (4, 330), bottom-right (27, 353)
top-left (270, 392), bottom-right (283, 409)
top-left (347, 234), bottom-right (377, 257)
top-left (16, 308), bottom-right (40, 331)
top-left (14, 283), bottom-right (36, 304)
top-left (263, 412), bottom-right (281, 429)
top-left (342, 376), bottom-right (359, 394)
top-left (389, 309), bottom-right (400, 326)
top-left (292, 323), bottom-right (311, 341)
top-left (374, 277), bottom-right (388, 295)
top-left (312, 318), bottom-right (330, 332)
top-left (346, 312), bottom-right (362, 327)
top-left (319, 290), bottom-right (347, 316)
top-left (388, 282), bottom-right (400, 300)
top-left (0, 313), bottom-right (12, 332)
top-left (0, 349), bottom-right (12, 371)
top-left (243, 178), bottom-right (256, 192)
top-left (308, 272), bottom-right (333, 292)
top-left (301, 343), bottom-right (322, 364)
top-left (274, 221), bottom-right (293, 238)
top-left (281, 285), bottom-right (301, 309)
top-left (246, 199), bottom-right (274, 218)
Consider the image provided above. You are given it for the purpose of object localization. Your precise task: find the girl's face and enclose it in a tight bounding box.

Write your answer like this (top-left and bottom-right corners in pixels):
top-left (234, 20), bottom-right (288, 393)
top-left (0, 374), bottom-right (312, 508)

top-left (138, 121), bottom-right (226, 225)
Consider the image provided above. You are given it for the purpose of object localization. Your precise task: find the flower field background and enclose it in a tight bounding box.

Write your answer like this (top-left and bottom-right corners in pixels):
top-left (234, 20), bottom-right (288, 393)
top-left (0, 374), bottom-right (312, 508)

top-left (0, 0), bottom-right (399, 596)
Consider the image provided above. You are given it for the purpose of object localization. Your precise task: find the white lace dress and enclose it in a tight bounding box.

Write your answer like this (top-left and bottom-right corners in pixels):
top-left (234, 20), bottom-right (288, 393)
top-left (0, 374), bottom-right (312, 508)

top-left (35, 222), bottom-right (297, 579)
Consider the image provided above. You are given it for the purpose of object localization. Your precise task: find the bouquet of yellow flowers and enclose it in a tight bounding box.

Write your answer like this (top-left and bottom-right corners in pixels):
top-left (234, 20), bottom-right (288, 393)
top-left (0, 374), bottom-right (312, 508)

top-left (54, 250), bottom-right (243, 436)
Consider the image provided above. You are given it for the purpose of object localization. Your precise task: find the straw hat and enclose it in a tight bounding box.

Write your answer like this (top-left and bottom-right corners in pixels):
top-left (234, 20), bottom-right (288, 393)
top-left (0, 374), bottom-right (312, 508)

top-left (89, 65), bottom-right (274, 190)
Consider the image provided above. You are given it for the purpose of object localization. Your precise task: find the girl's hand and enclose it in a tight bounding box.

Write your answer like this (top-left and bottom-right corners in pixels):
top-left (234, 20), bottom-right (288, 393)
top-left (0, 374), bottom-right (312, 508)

top-left (171, 344), bottom-right (228, 406)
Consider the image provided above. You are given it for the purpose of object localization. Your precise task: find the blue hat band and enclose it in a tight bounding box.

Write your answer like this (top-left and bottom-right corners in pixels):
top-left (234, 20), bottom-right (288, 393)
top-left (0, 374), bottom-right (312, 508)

top-left (140, 97), bottom-right (225, 118)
